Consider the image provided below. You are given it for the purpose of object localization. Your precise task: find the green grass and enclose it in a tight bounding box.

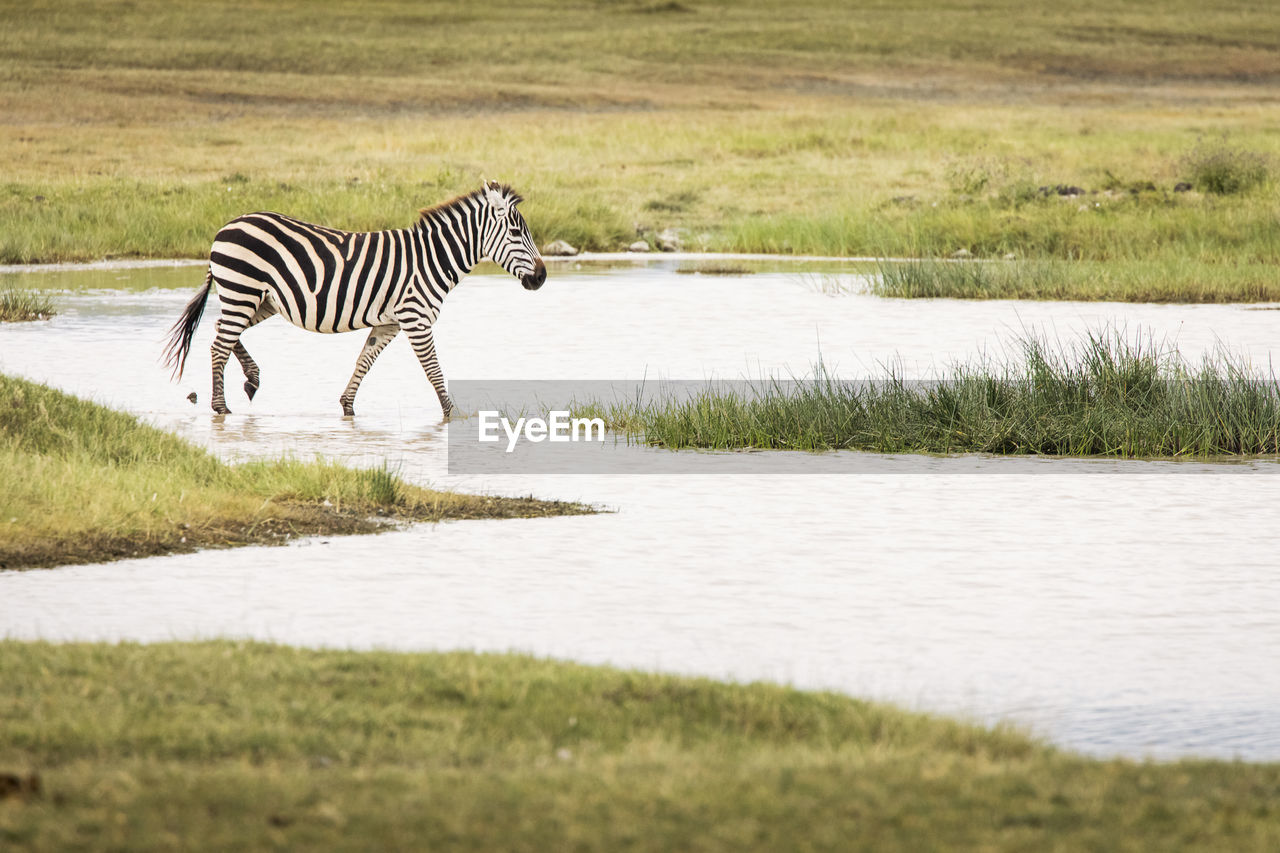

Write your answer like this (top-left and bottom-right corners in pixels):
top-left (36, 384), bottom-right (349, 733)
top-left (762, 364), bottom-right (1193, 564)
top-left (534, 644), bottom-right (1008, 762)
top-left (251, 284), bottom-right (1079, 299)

top-left (1, 641), bottom-right (1277, 851)
top-left (1182, 140), bottom-right (1272, 196)
top-left (873, 258), bottom-right (1280, 303)
top-left (0, 373), bottom-right (591, 569)
top-left (1, 0), bottom-right (1279, 300)
top-left (578, 333), bottom-right (1280, 457)
top-left (0, 285), bottom-right (55, 322)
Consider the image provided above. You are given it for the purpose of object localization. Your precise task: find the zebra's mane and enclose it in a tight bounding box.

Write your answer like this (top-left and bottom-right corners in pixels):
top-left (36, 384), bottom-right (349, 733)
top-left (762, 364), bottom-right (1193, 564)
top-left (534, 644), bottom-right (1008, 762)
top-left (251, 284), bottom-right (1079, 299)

top-left (418, 184), bottom-right (523, 221)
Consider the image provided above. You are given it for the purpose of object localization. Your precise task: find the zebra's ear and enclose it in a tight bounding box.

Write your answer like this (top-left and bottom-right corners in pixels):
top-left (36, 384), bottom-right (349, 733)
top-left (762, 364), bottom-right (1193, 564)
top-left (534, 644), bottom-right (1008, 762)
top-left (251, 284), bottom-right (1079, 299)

top-left (483, 181), bottom-right (506, 210)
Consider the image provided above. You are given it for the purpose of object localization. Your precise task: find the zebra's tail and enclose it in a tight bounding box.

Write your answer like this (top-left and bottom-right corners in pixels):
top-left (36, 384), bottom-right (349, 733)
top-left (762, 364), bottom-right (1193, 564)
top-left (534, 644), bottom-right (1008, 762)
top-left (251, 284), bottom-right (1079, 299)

top-left (163, 269), bottom-right (213, 380)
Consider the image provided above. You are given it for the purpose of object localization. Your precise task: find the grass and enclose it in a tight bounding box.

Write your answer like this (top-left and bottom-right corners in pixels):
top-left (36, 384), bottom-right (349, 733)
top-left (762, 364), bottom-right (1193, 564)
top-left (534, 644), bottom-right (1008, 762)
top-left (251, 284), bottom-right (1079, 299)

top-left (0, 286), bottom-right (55, 322)
top-left (1, 641), bottom-right (1277, 851)
top-left (0, 1), bottom-right (1278, 301)
top-left (873, 258), bottom-right (1280, 303)
top-left (577, 332), bottom-right (1280, 457)
top-left (1182, 140), bottom-right (1272, 196)
top-left (0, 374), bottom-right (592, 570)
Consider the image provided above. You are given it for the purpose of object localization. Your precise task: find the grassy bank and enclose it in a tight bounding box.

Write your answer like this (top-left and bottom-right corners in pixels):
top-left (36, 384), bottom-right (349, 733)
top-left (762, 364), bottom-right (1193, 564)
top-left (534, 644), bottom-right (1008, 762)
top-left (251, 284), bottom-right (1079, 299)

top-left (578, 334), bottom-right (1280, 458)
top-left (1, 641), bottom-right (1277, 851)
top-left (0, 374), bottom-right (590, 570)
top-left (1, 1), bottom-right (1278, 300)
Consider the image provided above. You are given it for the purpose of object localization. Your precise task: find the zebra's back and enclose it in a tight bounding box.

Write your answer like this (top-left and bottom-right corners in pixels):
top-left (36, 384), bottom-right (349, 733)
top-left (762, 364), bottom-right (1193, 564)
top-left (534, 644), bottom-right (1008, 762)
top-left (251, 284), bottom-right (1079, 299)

top-left (209, 212), bottom-right (418, 333)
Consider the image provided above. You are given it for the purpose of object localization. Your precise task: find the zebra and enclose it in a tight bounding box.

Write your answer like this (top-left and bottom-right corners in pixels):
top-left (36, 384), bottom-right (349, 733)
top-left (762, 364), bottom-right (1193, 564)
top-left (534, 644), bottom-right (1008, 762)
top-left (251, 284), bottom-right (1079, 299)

top-left (163, 181), bottom-right (545, 418)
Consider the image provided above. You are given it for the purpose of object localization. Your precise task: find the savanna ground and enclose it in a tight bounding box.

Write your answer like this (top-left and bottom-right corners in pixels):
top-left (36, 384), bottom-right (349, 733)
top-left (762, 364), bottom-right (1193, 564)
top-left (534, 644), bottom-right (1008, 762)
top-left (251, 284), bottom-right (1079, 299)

top-left (4, 2), bottom-right (1280, 847)
top-left (0, 0), bottom-right (1278, 300)
top-left (2, 641), bottom-right (1279, 852)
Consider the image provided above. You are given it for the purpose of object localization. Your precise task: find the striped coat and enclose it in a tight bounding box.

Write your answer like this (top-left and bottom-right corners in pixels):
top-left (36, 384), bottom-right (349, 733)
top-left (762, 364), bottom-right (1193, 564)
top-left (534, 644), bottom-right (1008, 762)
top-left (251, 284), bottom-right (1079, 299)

top-left (164, 181), bottom-right (545, 417)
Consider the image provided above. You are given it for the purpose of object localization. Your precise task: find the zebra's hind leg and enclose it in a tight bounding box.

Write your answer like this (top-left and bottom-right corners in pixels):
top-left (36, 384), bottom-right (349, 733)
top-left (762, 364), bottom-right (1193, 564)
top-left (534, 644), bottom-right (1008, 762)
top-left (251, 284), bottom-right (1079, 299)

top-left (210, 317), bottom-right (237, 414)
top-left (339, 324), bottom-right (399, 416)
top-left (233, 342), bottom-right (260, 401)
top-left (209, 286), bottom-right (267, 414)
top-left (234, 302), bottom-right (278, 402)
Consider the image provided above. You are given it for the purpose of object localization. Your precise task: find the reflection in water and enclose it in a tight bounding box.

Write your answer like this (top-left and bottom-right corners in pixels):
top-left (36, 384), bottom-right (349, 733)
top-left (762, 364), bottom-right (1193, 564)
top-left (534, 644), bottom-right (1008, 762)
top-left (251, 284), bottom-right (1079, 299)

top-left (2, 262), bottom-right (1280, 761)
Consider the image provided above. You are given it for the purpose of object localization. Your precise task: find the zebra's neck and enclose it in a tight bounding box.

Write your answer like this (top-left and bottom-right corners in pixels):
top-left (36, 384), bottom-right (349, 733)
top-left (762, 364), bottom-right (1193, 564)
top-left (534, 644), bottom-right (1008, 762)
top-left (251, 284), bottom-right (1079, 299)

top-left (412, 200), bottom-right (483, 289)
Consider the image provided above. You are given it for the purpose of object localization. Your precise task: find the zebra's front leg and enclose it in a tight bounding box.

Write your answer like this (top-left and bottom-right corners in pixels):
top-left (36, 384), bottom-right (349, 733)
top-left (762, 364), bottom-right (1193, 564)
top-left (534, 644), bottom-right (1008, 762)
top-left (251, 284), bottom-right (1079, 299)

top-left (401, 323), bottom-right (453, 418)
top-left (339, 325), bottom-right (398, 416)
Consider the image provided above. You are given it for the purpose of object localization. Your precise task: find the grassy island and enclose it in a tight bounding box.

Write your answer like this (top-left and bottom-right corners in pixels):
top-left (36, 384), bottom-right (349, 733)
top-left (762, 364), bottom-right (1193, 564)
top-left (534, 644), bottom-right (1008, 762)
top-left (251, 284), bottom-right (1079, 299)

top-left (579, 334), bottom-right (1280, 458)
top-left (0, 286), bottom-right (55, 323)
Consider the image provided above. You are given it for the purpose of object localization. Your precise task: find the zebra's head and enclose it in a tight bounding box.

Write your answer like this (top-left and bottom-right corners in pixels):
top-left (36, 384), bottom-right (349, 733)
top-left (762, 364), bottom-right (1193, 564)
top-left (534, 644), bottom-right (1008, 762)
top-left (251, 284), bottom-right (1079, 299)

top-left (479, 181), bottom-right (546, 291)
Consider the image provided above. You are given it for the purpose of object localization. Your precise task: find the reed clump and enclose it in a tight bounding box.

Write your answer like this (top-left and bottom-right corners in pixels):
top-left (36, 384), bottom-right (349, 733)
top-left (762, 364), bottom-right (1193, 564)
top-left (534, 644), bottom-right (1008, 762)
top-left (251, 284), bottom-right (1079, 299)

top-left (872, 258), bottom-right (1280, 303)
top-left (584, 333), bottom-right (1280, 458)
top-left (0, 286), bottom-right (55, 322)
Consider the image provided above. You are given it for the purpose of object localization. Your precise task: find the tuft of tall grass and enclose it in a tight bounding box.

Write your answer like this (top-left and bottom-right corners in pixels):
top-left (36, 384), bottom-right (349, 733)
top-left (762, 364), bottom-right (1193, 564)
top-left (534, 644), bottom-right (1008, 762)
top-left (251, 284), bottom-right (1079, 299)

top-left (583, 333), bottom-right (1280, 458)
top-left (0, 285), bottom-right (55, 322)
top-left (874, 259), bottom-right (1067, 300)
top-left (1182, 140), bottom-right (1271, 195)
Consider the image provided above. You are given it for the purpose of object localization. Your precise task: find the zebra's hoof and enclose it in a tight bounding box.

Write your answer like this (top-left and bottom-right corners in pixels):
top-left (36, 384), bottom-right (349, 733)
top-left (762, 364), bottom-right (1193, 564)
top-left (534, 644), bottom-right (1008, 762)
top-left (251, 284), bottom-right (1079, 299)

top-left (213, 406), bottom-right (231, 415)
top-left (244, 381), bottom-right (259, 401)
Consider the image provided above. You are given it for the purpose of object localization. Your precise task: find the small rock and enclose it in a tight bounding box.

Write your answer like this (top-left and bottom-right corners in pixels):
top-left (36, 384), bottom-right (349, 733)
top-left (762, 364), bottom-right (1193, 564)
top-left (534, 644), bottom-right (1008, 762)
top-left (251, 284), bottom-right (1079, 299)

top-left (0, 772), bottom-right (40, 800)
top-left (655, 229), bottom-right (681, 252)
top-left (950, 248), bottom-right (972, 259)
top-left (186, 392), bottom-right (198, 404)
top-left (1173, 182), bottom-right (1193, 193)
top-left (542, 239), bottom-right (578, 257)
top-left (1056, 185), bottom-right (1085, 197)
top-left (628, 240), bottom-right (650, 253)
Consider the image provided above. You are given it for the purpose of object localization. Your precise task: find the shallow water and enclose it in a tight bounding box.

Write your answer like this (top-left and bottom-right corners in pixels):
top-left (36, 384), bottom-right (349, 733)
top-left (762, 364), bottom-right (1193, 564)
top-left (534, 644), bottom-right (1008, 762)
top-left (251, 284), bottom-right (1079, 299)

top-left (2, 260), bottom-right (1280, 761)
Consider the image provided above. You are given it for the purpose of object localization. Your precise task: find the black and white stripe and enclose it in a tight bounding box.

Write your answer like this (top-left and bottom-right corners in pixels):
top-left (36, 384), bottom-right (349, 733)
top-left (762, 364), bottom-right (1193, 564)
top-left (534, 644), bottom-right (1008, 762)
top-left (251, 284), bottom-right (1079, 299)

top-left (164, 181), bottom-right (545, 417)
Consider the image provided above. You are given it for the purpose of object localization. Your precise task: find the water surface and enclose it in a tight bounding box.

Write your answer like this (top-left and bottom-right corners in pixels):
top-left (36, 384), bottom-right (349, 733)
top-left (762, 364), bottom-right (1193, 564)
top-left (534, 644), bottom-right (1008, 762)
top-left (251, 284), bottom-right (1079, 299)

top-left (2, 260), bottom-right (1278, 761)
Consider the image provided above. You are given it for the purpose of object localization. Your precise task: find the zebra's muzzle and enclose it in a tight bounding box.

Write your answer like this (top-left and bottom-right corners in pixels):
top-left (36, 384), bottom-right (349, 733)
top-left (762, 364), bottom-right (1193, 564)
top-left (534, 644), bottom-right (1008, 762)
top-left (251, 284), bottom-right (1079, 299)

top-left (522, 260), bottom-right (547, 291)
